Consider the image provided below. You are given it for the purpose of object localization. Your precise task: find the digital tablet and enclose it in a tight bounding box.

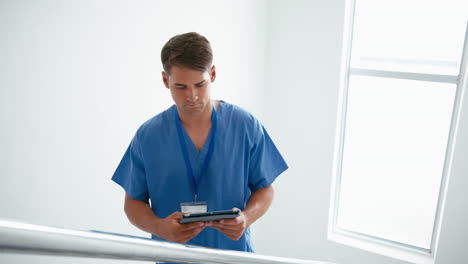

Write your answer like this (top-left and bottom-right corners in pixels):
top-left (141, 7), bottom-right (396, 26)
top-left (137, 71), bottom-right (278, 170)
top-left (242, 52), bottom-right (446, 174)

top-left (180, 209), bottom-right (240, 224)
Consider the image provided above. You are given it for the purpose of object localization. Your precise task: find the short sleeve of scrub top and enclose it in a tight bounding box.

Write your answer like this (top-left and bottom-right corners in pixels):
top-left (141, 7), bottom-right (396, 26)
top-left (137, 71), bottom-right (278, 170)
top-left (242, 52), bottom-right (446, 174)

top-left (248, 124), bottom-right (287, 192)
top-left (112, 133), bottom-right (149, 201)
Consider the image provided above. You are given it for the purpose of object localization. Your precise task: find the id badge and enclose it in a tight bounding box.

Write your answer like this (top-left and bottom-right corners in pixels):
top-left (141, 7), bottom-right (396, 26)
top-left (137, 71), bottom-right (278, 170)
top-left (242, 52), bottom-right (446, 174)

top-left (180, 201), bottom-right (208, 214)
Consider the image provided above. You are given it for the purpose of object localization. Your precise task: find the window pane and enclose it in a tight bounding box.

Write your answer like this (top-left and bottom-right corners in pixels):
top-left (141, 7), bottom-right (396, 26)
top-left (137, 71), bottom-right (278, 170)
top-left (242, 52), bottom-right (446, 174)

top-left (350, 0), bottom-right (467, 75)
top-left (337, 75), bottom-right (456, 249)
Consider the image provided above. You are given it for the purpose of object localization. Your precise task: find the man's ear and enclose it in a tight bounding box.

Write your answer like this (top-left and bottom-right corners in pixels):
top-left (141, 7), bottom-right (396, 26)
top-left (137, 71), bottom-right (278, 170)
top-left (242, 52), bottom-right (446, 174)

top-left (210, 65), bottom-right (216, 83)
top-left (162, 71), bottom-right (169, 88)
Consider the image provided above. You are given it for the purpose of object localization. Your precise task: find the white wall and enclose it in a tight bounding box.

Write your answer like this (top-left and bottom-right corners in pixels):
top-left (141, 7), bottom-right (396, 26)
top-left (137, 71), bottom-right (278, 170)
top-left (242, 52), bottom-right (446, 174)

top-left (2, 0), bottom-right (468, 264)
top-left (0, 0), bottom-right (266, 263)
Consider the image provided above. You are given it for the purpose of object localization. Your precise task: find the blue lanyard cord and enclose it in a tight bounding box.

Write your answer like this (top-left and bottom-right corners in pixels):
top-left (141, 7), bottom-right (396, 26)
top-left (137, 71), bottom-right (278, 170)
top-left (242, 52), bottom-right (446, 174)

top-left (174, 102), bottom-right (217, 202)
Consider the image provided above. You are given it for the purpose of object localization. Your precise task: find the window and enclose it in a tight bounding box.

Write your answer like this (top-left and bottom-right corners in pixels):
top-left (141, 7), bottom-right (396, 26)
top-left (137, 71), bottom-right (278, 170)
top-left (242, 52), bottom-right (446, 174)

top-left (328, 0), bottom-right (468, 263)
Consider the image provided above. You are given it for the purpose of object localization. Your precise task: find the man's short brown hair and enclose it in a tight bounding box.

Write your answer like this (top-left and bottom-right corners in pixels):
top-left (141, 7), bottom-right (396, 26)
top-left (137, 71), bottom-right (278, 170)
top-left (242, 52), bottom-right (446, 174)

top-left (161, 32), bottom-right (213, 74)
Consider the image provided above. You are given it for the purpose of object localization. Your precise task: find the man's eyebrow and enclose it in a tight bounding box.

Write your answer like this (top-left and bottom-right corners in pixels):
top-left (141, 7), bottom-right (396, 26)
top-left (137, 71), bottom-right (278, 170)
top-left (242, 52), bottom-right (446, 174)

top-left (174, 80), bottom-right (206, 87)
top-left (195, 80), bottom-right (206, 86)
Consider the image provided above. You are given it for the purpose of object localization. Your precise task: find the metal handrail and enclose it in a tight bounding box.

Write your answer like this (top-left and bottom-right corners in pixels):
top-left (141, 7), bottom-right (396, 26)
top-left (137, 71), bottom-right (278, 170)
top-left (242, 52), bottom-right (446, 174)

top-left (0, 219), bottom-right (334, 264)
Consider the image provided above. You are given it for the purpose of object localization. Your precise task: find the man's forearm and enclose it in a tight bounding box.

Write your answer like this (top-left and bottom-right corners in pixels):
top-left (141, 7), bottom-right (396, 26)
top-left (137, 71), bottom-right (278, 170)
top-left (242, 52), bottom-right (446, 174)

top-left (124, 193), bottom-right (161, 235)
top-left (242, 185), bottom-right (275, 227)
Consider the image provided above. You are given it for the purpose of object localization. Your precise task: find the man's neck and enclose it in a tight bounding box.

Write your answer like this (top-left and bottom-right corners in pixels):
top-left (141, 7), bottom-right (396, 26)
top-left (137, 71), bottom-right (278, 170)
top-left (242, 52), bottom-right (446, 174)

top-left (178, 102), bottom-right (213, 129)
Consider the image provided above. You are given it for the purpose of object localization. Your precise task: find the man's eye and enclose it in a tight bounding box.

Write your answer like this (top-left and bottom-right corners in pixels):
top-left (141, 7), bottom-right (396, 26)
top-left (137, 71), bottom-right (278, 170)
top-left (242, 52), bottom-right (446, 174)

top-left (175, 86), bottom-right (185, 89)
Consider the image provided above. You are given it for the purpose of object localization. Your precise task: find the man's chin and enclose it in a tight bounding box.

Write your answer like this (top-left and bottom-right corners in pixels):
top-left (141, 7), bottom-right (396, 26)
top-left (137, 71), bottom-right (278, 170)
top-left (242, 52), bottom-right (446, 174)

top-left (182, 106), bottom-right (204, 115)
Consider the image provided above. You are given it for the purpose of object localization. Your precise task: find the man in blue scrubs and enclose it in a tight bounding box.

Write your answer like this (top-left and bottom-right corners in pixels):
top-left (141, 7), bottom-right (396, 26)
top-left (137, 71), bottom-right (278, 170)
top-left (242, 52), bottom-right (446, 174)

top-left (112, 32), bottom-right (288, 259)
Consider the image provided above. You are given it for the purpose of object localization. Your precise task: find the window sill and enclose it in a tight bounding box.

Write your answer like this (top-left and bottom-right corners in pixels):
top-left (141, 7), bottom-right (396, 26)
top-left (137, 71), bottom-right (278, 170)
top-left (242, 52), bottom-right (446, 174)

top-left (328, 227), bottom-right (435, 264)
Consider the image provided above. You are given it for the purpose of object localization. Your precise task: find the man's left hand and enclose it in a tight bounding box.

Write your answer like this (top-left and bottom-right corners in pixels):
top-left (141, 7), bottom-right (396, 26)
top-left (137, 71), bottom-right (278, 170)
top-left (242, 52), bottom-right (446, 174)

top-left (208, 208), bottom-right (248, 240)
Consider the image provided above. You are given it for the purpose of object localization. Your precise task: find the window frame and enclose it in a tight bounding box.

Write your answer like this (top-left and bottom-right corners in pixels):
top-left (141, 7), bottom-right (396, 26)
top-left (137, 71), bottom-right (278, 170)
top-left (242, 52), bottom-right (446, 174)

top-left (327, 0), bottom-right (468, 263)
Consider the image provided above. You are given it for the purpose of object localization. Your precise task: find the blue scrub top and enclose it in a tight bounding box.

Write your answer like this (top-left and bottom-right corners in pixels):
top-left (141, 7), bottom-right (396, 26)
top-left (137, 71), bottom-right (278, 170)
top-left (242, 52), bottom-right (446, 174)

top-left (112, 100), bottom-right (288, 258)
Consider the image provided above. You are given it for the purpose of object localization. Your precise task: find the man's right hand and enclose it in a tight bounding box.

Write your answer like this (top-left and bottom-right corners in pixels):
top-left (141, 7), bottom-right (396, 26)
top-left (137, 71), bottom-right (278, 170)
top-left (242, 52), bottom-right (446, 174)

top-left (124, 194), bottom-right (207, 244)
top-left (154, 212), bottom-right (207, 243)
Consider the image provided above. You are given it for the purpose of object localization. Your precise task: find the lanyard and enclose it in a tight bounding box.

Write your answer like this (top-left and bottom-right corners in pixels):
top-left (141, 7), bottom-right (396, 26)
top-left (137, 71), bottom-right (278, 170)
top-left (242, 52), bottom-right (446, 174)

top-left (174, 102), bottom-right (217, 202)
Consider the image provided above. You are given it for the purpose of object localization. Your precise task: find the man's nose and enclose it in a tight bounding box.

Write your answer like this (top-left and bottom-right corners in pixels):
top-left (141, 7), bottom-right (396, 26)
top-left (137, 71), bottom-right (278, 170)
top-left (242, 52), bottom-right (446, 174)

top-left (186, 87), bottom-right (198, 101)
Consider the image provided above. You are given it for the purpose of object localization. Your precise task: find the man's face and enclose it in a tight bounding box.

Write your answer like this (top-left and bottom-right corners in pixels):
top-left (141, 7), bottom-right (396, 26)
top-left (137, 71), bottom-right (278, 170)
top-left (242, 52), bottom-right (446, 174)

top-left (162, 65), bottom-right (216, 116)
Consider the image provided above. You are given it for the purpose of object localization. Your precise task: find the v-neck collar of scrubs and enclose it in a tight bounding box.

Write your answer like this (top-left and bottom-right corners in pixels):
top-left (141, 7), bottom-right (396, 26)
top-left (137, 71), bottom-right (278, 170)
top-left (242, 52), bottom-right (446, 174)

top-left (181, 123), bottom-right (212, 158)
top-left (178, 101), bottom-right (219, 156)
